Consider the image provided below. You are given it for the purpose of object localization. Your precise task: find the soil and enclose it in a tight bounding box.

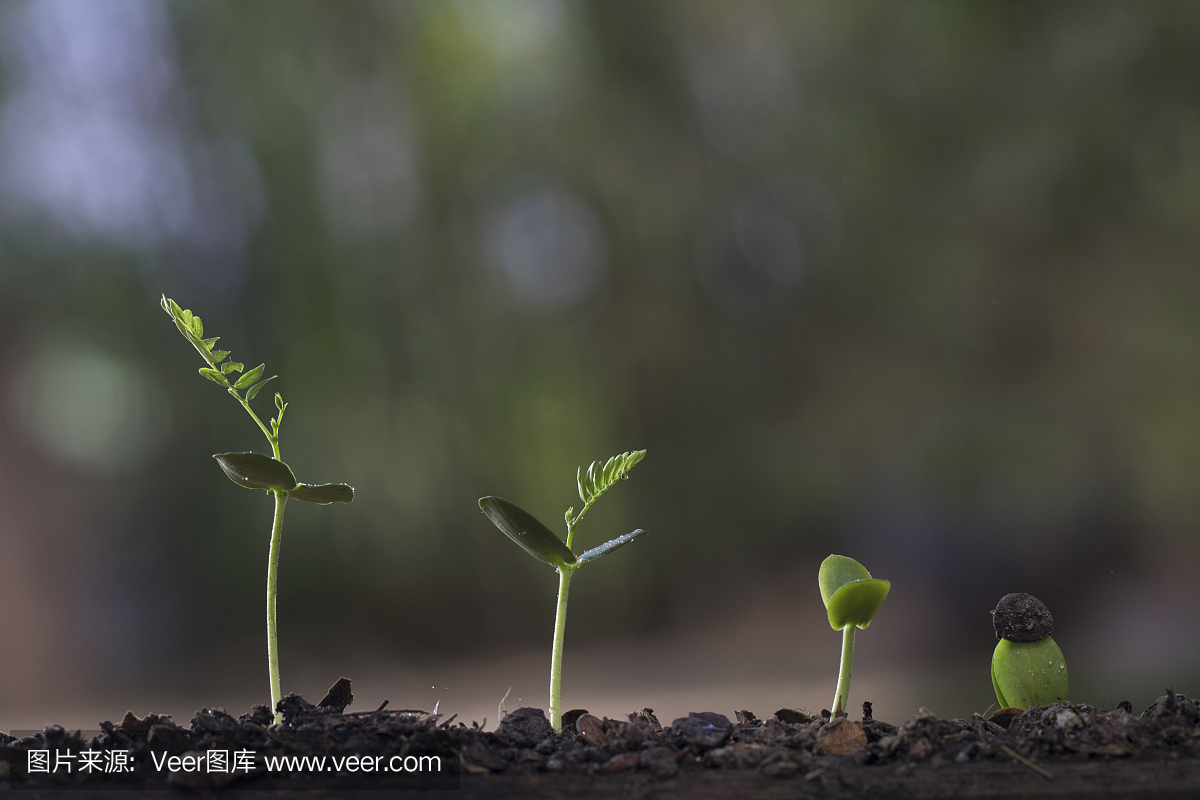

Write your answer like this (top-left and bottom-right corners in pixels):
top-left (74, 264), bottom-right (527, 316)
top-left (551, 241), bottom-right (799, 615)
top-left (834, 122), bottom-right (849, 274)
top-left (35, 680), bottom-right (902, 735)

top-left (3, 680), bottom-right (1200, 798)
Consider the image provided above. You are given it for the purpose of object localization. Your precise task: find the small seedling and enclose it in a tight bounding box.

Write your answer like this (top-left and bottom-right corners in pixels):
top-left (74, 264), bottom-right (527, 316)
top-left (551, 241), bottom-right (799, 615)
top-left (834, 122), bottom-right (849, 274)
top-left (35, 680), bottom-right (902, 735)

top-left (479, 450), bottom-right (647, 732)
top-left (990, 592), bottom-right (1068, 710)
top-left (818, 554), bottom-right (890, 717)
top-left (161, 296), bottom-right (354, 725)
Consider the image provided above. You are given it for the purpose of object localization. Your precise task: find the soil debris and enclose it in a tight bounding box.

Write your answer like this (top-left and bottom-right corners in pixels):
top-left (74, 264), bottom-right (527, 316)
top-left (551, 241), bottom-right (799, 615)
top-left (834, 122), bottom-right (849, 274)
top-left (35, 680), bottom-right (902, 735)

top-left (5, 686), bottom-right (1200, 793)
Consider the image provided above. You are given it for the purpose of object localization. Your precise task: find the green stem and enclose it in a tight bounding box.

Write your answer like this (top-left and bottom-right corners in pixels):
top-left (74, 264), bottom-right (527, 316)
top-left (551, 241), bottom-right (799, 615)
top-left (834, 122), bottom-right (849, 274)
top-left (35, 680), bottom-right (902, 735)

top-left (832, 625), bottom-right (855, 717)
top-left (266, 488), bottom-right (288, 725)
top-left (233, 391), bottom-right (279, 455)
top-left (549, 566), bottom-right (575, 732)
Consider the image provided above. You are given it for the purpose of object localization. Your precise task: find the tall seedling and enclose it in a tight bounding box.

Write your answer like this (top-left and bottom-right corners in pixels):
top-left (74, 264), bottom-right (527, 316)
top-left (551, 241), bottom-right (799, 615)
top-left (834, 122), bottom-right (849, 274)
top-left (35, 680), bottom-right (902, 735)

top-left (479, 451), bottom-right (648, 731)
top-left (162, 296), bottom-right (354, 725)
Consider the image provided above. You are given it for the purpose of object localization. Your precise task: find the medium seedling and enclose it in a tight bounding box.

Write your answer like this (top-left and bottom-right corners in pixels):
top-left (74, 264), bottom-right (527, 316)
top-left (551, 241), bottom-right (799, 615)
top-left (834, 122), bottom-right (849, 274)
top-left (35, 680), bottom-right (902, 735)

top-left (990, 592), bottom-right (1068, 710)
top-left (161, 296), bottom-right (354, 725)
top-left (479, 450), bottom-right (647, 732)
top-left (818, 554), bottom-right (890, 717)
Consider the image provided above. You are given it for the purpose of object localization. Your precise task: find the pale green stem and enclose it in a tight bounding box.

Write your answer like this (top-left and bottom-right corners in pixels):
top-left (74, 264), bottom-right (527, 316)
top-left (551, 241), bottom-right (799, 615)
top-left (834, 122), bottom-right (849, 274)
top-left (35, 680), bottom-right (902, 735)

top-left (232, 391), bottom-right (279, 454)
top-left (832, 625), bottom-right (855, 716)
top-left (267, 488), bottom-right (288, 725)
top-left (549, 566), bottom-right (575, 732)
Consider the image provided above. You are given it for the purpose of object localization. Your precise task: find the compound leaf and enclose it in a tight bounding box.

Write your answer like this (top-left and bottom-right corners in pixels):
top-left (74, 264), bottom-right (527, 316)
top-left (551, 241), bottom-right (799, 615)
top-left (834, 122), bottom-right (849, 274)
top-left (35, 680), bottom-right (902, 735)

top-left (576, 450), bottom-right (646, 506)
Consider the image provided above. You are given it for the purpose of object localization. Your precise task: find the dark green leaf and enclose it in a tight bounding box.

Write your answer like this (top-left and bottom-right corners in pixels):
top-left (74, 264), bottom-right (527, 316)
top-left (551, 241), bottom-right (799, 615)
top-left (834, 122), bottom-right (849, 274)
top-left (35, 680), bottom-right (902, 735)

top-left (245, 375), bottom-right (278, 402)
top-left (199, 367), bottom-right (228, 385)
top-left (478, 496), bottom-right (576, 568)
top-left (213, 452), bottom-right (298, 491)
top-left (221, 361), bottom-right (244, 374)
top-left (576, 528), bottom-right (647, 564)
top-left (234, 363), bottom-right (265, 389)
top-left (290, 483), bottom-right (354, 504)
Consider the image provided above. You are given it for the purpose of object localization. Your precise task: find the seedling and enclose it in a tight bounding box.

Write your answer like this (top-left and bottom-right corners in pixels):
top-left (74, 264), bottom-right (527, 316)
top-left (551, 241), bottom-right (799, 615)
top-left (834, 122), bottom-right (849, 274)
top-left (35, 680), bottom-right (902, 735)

top-left (479, 450), bottom-right (647, 732)
top-left (990, 592), bottom-right (1068, 710)
top-left (161, 296), bottom-right (354, 725)
top-left (818, 554), bottom-right (890, 717)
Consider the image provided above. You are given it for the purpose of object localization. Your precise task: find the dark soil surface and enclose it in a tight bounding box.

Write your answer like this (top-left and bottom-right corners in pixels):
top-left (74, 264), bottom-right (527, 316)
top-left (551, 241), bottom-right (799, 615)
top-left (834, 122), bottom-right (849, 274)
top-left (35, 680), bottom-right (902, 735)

top-left (4, 681), bottom-right (1200, 798)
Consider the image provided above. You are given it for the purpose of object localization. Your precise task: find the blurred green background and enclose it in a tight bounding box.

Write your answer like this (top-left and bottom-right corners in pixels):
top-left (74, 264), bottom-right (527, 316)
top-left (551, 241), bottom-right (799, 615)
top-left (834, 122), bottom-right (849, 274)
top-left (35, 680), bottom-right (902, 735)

top-left (2, 0), bottom-right (1199, 729)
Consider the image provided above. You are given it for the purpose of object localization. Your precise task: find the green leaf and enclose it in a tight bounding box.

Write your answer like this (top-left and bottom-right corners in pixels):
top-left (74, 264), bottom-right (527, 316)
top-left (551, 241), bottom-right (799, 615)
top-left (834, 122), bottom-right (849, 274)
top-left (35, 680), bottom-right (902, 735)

top-left (576, 449), bottom-right (647, 506)
top-left (819, 554), bottom-right (890, 630)
top-left (576, 529), bottom-right (647, 564)
top-left (221, 361), bottom-right (244, 374)
top-left (290, 483), bottom-right (354, 504)
top-left (210, 349), bottom-right (230, 364)
top-left (191, 316), bottom-right (204, 338)
top-left (199, 367), bottom-right (229, 385)
top-left (275, 392), bottom-right (285, 412)
top-left (234, 363), bottom-right (265, 389)
top-left (202, 337), bottom-right (218, 351)
top-left (991, 637), bottom-right (1068, 710)
top-left (213, 452), bottom-right (298, 491)
top-left (245, 375), bottom-right (277, 402)
top-left (478, 497), bottom-right (576, 569)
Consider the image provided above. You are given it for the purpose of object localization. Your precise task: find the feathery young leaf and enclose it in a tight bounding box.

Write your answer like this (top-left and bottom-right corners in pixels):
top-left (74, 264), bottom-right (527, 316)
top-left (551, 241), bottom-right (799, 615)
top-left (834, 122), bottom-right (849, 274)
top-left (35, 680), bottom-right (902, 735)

top-left (576, 450), bottom-right (646, 506)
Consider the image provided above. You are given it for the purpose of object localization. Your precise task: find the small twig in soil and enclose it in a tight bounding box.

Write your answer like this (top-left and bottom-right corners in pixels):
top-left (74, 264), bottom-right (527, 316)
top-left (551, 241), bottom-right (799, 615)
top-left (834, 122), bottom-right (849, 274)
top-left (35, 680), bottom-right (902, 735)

top-left (375, 700), bottom-right (389, 712)
top-left (499, 686), bottom-right (512, 721)
top-left (439, 714), bottom-right (458, 729)
top-left (804, 767), bottom-right (827, 781)
top-left (1000, 745), bottom-right (1054, 780)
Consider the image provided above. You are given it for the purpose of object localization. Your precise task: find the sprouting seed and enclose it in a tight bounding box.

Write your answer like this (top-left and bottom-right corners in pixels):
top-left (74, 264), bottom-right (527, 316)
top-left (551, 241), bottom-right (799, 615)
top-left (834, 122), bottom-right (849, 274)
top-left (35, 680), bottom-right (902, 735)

top-left (818, 554), bottom-right (890, 717)
top-left (990, 592), bottom-right (1069, 710)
